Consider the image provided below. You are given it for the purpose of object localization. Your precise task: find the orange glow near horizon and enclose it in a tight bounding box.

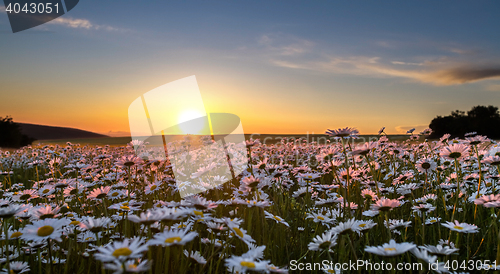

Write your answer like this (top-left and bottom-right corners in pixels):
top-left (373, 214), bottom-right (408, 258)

top-left (0, 72), bottom-right (450, 137)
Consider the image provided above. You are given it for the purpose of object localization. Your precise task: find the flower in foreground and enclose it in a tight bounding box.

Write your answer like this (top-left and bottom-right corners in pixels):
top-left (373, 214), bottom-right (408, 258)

top-left (128, 211), bottom-right (160, 225)
top-left (364, 239), bottom-right (416, 256)
top-left (94, 237), bottom-right (149, 262)
top-left (266, 264), bottom-right (289, 273)
top-left (184, 250), bottom-right (207, 265)
top-left (441, 220), bottom-right (479, 233)
top-left (308, 231), bottom-right (338, 252)
top-left (228, 225), bottom-right (256, 244)
top-left (264, 211), bottom-right (290, 227)
top-left (0, 261), bottom-right (30, 274)
top-left (325, 127), bottom-right (359, 138)
top-left (371, 198), bottom-right (401, 212)
top-left (351, 142), bottom-right (377, 156)
top-left (0, 204), bottom-right (25, 219)
top-left (440, 143), bottom-right (470, 160)
top-left (410, 247), bottom-right (437, 264)
top-left (78, 217), bottom-right (112, 233)
top-left (225, 255), bottom-right (269, 274)
top-left (20, 218), bottom-right (70, 242)
top-left (421, 244), bottom-right (459, 255)
top-left (416, 158), bottom-right (437, 173)
top-left (329, 218), bottom-right (363, 235)
top-left (474, 194), bottom-right (500, 208)
top-left (147, 228), bottom-right (198, 247)
top-left (103, 259), bottom-right (151, 274)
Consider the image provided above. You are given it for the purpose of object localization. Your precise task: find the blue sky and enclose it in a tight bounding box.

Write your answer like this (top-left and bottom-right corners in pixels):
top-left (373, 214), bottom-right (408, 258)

top-left (1, 1), bottom-right (500, 135)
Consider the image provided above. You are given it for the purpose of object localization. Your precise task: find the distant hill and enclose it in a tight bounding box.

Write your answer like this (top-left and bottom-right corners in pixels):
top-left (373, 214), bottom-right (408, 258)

top-left (18, 123), bottom-right (108, 140)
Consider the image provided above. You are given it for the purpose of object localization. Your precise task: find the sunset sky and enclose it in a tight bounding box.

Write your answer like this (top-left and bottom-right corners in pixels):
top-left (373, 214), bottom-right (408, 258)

top-left (1, 1), bottom-right (500, 136)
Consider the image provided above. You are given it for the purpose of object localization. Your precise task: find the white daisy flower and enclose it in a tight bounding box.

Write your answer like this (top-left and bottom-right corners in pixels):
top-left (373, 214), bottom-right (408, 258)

top-left (20, 218), bottom-right (69, 242)
top-left (0, 261), bottom-right (30, 273)
top-left (442, 220), bottom-right (479, 233)
top-left (183, 250), bottom-right (207, 264)
top-left (228, 224), bottom-right (256, 244)
top-left (264, 211), bottom-right (290, 227)
top-left (410, 247), bottom-right (437, 264)
top-left (103, 259), bottom-right (151, 274)
top-left (329, 218), bottom-right (362, 235)
top-left (308, 231), bottom-right (338, 252)
top-left (78, 216), bottom-right (112, 233)
top-left (421, 244), bottom-right (459, 255)
top-left (147, 228), bottom-right (197, 247)
top-left (364, 240), bottom-right (416, 256)
top-left (225, 255), bottom-right (269, 274)
top-left (94, 237), bottom-right (149, 262)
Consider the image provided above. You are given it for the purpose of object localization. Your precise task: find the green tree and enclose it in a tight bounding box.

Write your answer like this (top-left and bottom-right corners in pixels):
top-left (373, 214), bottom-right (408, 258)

top-left (429, 105), bottom-right (500, 139)
top-left (0, 116), bottom-right (35, 148)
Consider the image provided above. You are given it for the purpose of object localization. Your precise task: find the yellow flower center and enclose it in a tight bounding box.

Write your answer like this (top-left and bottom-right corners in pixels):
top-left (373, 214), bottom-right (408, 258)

top-left (150, 185), bottom-right (157, 191)
top-left (37, 226), bottom-right (54, 237)
top-left (273, 216), bottom-right (282, 221)
top-left (70, 221), bottom-right (80, 225)
top-left (112, 192), bottom-right (119, 197)
top-left (240, 261), bottom-right (255, 268)
top-left (193, 210), bottom-right (204, 216)
top-left (454, 226), bottom-right (463, 230)
top-left (430, 220), bottom-right (436, 223)
top-left (232, 227), bottom-right (244, 238)
top-left (112, 247), bottom-right (132, 257)
top-left (317, 216), bottom-right (324, 220)
top-left (165, 236), bottom-right (182, 243)
top-left (67, 214), bottom-right (74, 217)
top-left (128, 264), bottom-right (137, 269)
top-left (43, 189), bottom-right (50, 194)
top-left (120, 206), bottom-right (130, 210)
top-left (359, 224), bottom-right (366, 228)
top-left (85, 237), bottom-right (94, 241)
top-left (10, 231), bottom-right (22, 238)
top-left (384, 247), bottom-right (396, 251)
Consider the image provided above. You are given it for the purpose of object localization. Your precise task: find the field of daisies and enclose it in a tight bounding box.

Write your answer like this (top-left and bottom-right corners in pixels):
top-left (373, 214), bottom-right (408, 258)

top-left (1, 127), bottom-right (500, 273)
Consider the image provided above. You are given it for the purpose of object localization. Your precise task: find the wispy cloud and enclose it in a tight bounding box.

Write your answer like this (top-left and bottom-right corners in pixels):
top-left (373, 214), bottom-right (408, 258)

top-left (253, 33), bottom-right (500, 86)
top-left (258, 34), bottom-right (314, 56)
top-left (391, 61), bottom-right (424, 66)
top-left (48, 17), bottom-right (126, 32)
top-left (0, 5), bottom-right (122, 32)
top-left (448, 47), bottom-right (480, 55)
top-left (50, 18), bottom-right (93, 29)
top-left (426, 67), bottom-right (500, 85)
top-left (262, 40), bottom-right (500, 85)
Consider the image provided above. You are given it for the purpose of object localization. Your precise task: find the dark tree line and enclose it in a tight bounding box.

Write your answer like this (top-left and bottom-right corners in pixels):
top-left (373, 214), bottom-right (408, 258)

top-left (429, 105), bottom-right (500, 139)
top-left (0, 116), bottom-right (35, 148)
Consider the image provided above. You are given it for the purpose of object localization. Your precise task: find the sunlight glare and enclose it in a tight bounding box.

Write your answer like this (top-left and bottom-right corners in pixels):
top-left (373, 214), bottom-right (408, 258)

top-left (177, 109), bottom-right (206, 134)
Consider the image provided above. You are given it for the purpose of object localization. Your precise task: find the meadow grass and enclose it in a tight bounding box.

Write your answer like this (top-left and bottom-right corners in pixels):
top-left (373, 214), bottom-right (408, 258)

top-left (0, 130), bottom-right (499, 273)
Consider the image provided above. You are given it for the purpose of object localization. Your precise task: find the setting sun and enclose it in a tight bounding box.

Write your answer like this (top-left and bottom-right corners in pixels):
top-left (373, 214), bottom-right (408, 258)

top-left (177, 109), bottom-right (207, 134)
